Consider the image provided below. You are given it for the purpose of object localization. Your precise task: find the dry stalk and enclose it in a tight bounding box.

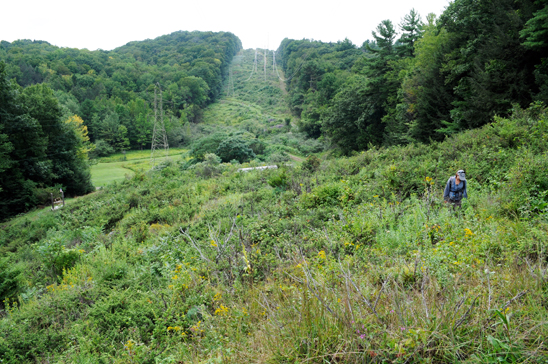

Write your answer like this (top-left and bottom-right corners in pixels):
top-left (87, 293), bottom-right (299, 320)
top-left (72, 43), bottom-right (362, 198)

top-left (421, 269), bottom-right (430, 320)
top-left (524, 258), bottom-right (538, 280)
top-left (501, 290), bottom-right (528, 311)
top-left (453, 295), bottom-right (479, 330)
top-left (374, 275), bottom-right (390, 312)
top-left (258, 292), bottom-right (284, 329)
top-left (301, 351), bottom-right (367, 363)
top-left (486, 267), bottom-right (492, 310)
top-left (337, 258), bottom-right (383, 324)
top-left (297, 254), bottom-right (339, 320)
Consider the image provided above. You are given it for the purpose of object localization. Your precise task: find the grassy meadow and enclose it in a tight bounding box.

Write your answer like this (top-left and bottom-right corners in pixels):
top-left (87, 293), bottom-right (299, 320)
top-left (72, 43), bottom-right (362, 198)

top-left (91, 148), bottom-right (188, 187)
top-left (1, 48), bottom-right (547, 363)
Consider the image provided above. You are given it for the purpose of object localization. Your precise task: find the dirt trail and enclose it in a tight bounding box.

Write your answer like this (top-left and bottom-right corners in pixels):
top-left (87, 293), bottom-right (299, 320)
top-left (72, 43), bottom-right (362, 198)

top-left (288, 154), bottom-right (303, 162)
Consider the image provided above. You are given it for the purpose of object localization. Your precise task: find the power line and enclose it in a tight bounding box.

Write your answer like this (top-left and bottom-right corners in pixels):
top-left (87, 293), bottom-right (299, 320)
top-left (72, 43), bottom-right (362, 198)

top-left (273, 50), bottom-right (310, 82)
top-left (244, 49), bottom-right (258, 82)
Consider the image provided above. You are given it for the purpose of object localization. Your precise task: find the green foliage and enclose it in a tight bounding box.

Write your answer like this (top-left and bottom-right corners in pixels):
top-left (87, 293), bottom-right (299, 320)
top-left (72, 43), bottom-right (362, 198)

top-left (322, 75), bottom-right (385, 153)
top-left (1, 105), bottom-right (548, 362)
top-left (520, 4), bottom-right (548, 51)
top-left (277, 2), bottom-right (548, 152)
top-left (189, 132), bottom-right (228, 161)
top-left (0, 63), bottom-right (94, 220)
top-left (267, 170), bottom-right (288, 189)
top-left (3, 19), bottom-right (548, 362)
top-left (301, 155), bottom-right (321, 173)
top-left (276, 38), bottom-right (362, 139)
top-left (0, 257), bottom-right (24, 307)
top-left (91, 139), bottom-right (115, 157)
top-left (191, 153), bottom-right (224, 179)
top-left (216, 135), bottom-right (256, 163)
top-left (36, 232), bottom-right (81, 279)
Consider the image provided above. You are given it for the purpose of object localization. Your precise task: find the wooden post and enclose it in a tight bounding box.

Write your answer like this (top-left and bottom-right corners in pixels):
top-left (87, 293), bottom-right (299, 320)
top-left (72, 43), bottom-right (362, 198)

top-left (51, 193), bottom-right (54, 210)
top-left (61, 189), bottom-right (65, 207)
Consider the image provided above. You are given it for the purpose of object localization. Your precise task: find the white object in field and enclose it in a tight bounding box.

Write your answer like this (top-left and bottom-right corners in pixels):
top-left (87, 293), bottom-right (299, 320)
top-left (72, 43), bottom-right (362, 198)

top-left (237, 165), bottom-right (278, 172)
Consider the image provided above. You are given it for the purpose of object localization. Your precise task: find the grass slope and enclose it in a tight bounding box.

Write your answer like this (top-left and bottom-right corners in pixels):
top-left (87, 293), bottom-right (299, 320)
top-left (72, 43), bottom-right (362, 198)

top-left (90, 148), bottom-right (188, 187)
top-left (189, 49), bottom-right (325, 163)
top-left (1, 82), bottom-right (548, 362)
top-left (91, 162), bottom-right (134, 187)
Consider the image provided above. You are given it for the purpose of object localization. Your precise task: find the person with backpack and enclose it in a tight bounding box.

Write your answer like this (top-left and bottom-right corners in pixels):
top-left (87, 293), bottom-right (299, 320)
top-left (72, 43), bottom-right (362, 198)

top-left (444, 170), bottom-right (467, 207)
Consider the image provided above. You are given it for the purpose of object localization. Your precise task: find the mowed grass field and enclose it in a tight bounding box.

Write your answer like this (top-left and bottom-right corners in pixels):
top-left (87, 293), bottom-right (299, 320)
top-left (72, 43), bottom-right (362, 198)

top-left (91, 148), bottom-right (187, 187)
top-left (90, 161), bottom-right (133, 187)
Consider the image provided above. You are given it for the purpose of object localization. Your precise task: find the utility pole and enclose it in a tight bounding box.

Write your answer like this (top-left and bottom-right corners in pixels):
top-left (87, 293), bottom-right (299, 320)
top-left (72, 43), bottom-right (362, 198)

top-left (254, 50), bottom-right (258, 74)
top-left (150, 83), bottom-right (169, 170)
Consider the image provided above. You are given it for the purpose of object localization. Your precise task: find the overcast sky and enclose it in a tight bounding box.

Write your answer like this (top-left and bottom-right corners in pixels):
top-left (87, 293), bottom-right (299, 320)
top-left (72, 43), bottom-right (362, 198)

top-left (1, 0), bottom-right (451, 51)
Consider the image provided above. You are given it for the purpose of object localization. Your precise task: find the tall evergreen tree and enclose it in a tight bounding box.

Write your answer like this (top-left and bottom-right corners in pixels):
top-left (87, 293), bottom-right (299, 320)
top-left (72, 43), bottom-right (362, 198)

top-left (396, 9), bottom-right (424, 58)
top-left (438, 0), bottom-right (537, 130)
top-left (520, 3), bottom-right (548, 102)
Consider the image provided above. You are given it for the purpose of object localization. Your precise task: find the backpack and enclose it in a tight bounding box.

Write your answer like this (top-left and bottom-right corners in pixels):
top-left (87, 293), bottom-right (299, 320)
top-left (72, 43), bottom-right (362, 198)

top-left (450, 177), bottom-right (466, 201)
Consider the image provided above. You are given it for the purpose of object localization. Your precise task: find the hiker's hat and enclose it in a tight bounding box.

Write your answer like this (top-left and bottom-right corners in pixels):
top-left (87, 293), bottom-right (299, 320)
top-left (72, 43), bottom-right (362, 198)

top-left (457, 169), bottom-right (466, 181)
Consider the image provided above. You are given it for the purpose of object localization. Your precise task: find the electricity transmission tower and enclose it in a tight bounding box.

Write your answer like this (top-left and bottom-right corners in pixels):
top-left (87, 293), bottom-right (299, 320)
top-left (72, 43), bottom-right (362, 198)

top-left (150, 83), bottom-right (169, 170)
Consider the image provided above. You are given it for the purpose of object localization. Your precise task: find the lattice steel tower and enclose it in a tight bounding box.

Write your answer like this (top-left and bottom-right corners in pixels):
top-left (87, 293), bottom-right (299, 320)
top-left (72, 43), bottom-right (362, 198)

top-left (150, 83), bottom-right (169, 170)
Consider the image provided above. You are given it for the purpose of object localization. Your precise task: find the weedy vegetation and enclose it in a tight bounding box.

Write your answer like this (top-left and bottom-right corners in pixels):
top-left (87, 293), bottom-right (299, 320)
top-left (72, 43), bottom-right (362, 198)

top-left (0, 103), bottom-right (547, 363)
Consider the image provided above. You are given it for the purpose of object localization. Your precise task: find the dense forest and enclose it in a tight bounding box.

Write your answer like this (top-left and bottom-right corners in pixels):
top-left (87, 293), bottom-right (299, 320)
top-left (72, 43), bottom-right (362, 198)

top-left (277, 0), bottom-right (548, 152)
top-left (0, 31), bottom-right (241, 219)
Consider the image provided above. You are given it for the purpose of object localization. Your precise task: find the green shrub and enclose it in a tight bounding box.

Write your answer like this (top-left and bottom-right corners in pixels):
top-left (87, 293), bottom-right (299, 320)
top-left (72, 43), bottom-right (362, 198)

top-left (189, 132), bottom-right (228, 161)
top-left (302, 155), bottom-right (321, 173)
top-left (0, 257), bottom-right (24, 307)
top-left (268, 151), bottom-right (290, 163)
top-left (36, 232), bottom-right (81, 279)
top-left (267, 170), bottom-right (288, 189)
top-left (300, 183), bottom-right (343, 208)
top-left (91, 139), bottom-right (115, 158)
top-left (216, 136), bottom-right (256, 163)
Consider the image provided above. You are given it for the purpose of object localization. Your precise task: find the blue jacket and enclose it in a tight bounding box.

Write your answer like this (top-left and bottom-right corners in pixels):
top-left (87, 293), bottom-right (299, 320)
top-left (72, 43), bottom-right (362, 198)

top-left (443, 176), bottom-right (467, 201)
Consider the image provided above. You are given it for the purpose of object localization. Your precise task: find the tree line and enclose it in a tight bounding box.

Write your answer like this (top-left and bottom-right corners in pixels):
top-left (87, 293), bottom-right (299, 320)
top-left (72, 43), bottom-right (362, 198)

top-left (0, 63), bottom-right (94, 219)
top-left (277, 0), bottom-right (548, 153)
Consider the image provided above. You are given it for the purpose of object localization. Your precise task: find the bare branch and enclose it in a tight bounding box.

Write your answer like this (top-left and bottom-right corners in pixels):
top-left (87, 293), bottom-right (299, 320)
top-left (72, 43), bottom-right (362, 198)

top-left (374, 275), bottom-right (390, 311)
top-left (179, 228), bottom-right (211, 263)
top-left (298, 255), bottom-right (339, 319)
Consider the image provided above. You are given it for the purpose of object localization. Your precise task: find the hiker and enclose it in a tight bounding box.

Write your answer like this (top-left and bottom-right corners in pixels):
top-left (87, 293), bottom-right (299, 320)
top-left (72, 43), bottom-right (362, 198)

top-left (444, 169), bottom-right (467, 207)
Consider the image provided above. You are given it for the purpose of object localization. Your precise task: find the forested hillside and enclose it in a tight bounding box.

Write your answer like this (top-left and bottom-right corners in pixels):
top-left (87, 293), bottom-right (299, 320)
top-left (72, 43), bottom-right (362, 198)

top-left (277, 1), bottom-right (548, 151)
top-left (0, 64), bottom-right (94, 219)
top-left (0, 31), bottom-right (241, 219)
top-left (0, 31), bottom-right (241, 149)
